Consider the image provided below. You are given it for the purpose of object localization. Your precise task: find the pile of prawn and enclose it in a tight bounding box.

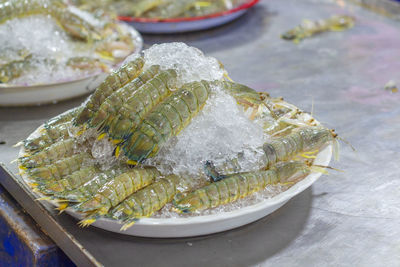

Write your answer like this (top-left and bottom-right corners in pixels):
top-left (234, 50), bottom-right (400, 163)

top-left (0, 0), bottom-right (138, 84)
top-left (71, 0), bottom-right (247, 19)
top-left (15, 52), bottom-right (337, 231)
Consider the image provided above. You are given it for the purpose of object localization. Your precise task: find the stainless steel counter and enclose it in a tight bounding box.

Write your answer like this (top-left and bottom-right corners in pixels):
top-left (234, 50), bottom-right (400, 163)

top-left (1, 0), bottom-right (399, 266)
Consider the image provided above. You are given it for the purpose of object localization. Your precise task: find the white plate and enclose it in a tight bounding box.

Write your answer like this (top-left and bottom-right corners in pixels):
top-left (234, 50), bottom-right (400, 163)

top-left (119, 0), bottom-right (259, 34)
top-left (19, 123), bottom-right (332, 238)
top-left (0, 23), bottom-right (143, 107)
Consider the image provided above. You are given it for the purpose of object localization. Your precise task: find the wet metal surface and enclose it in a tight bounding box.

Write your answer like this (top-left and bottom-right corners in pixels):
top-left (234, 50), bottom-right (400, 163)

top-left (0, 0), bottom-right (400, 266)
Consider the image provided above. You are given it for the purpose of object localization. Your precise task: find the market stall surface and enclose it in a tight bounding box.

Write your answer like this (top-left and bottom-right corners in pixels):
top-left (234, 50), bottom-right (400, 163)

top-left (1, 0), bottom-right (399, 266)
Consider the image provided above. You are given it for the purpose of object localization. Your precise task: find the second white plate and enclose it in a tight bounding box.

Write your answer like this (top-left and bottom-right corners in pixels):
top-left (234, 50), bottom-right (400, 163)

top-left (0, 23), bottom-right (143, 107)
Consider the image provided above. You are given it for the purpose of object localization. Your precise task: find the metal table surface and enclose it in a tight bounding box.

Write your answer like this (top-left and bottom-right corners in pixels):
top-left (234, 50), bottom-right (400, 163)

top-left (1, 0), bottom-right (400, 266)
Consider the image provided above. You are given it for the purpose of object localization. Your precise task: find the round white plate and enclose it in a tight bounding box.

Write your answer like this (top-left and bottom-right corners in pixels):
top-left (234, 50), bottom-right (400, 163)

top-left (119, 0), bottom-right (259, 34)
top-left (19, 122), bottom-right (332, 238)
top-left (0, 23), bottom-right (143, 107)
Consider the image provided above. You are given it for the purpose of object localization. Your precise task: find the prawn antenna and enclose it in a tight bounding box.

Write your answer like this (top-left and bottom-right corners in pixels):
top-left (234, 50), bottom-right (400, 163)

top-left (313, 164), bottom-right (344, 172)
top-left (311, 96), bottom-right (315, 117)
top-left (337, 136), bottom-right (356, 152)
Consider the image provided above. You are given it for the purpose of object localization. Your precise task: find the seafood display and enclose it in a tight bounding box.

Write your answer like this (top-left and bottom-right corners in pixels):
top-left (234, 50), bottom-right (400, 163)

top-left (281, 15), bottom-right (355, 43)
top-left (0, 0), bottom-right (141, 85)
top-left (16, 43), bottom-right (335, 231)
top-left (71, 0), bottom-right (248, 19)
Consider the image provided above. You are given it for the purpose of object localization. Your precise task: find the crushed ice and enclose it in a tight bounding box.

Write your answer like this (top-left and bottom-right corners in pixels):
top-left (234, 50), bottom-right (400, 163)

top-left (143, 42), bottom-right (224, 87)
top-left (91, 138), bottom-right (120, 171)
top-left (146, 86), bottom-right (267, 176)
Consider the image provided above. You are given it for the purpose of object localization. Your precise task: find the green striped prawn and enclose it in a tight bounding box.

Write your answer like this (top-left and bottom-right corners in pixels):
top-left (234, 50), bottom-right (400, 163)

top-left (54, 168), bottom-right (123, 203)
top-left (37, 164), bottom-right (98, 194)
top-left (261, 126), bottom-right (336, 168)
top-left (94, 68), bottom-right (177, 141)
top-left (125, 0), bottom-right (164, 17)
top-left (38, 167), bottom-right (129, 212)
top-left (45, 106), bottom-right (83, 128)
top-left (217, 81), bottom-right (268, 120)
top-left (218, 81), bottom-right (265, 109)
top-left (15, 107), bottom-right (82, 152)
top-left (110, 174), bottom-right (193, 230)
top-left (281, 15), bottom-right (355, 43)
top-left (0, 53), bottom-right (33, 83)
top-left (89, 65), bottom-right (161, 130)
top-left (74, 56), bottom-right (145, 125)
top-left (174, 161), bottom-right (311, 213)
top-left (207, 126), bottom-right (336, 182)
top-left (144, 0), bottom-right (198, 19)
top-left (22, 122), bottom-right (71, 153)
top-left (28, 152), bottom-right (93, 183)
top-left (77, 167), bottom-right (161, 226)
top-left (121, 80), bottom-right (211, 163)
top-left (182, 0), bottom-right (232, 17)
top-left (19, 138), bottom-right (76, 169)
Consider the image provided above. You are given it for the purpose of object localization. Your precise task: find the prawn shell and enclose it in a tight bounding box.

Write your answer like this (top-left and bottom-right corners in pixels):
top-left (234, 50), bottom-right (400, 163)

top-left (174, 161), bottom-right (310, 213)
top-left (218, 81), bottom-right (263, 108)
top-left (28, 152), bottom-right (92, 182)
top-left (75, 57), bottom-right (145, 125)
top-left (24, 122), bottom-right (71, 152)
top-left (111, 175), bottom-right (182, 221)
top-left (122, 80), bottom-right (211, 162)
top-left (91, 65), bottom-right (161, 129)
top-left (262, 126), bottom-right (334, 168)
top-left (106, 69), bottom-right (178, 140)
top-left (20, 138), bottom-right (76, 169)
top-left (41, 165), bottom-right (98, 194)
top-left (75, 167), bottom-right (160, 213)
top-left (43, 106), bottom-right (83, 129)
top-left (55, 169), bottom-right (121, 202)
